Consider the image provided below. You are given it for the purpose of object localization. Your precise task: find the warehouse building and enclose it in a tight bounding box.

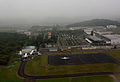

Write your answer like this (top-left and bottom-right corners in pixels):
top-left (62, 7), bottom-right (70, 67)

top-left (103, 34), bottom-right (120, 45)
top-left (48, 47), bottom-right (58, 52)
top-left (85, 36), bottom-right (107, 46)
top-left (84, 28), bottom-right (93, 35)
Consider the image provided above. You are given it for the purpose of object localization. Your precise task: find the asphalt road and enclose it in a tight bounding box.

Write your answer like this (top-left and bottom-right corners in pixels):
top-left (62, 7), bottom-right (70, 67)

top-left (18, 60), bottom-right (120, 79)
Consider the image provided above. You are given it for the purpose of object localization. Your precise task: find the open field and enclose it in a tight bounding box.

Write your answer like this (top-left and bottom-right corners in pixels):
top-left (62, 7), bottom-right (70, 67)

top-left (115, 74), bottom-right (120, 81)
top-left (1, 48), bottom-right (120, 82)
top-left (71, 75), bottom-right (113, 82)
top-left (36, 75), bottom-right (113, 82)
top-left (37, 78), bottom-right (69, 82)
top-left (110, 27), bottom-right (120, 34)
top-left (0, 60), bottom-right (22, 82)
top-left (25, 50), bottom-right (120, 76)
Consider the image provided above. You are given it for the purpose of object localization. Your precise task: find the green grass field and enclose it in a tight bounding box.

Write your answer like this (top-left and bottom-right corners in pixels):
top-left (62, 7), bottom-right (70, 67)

top-left (111, 27), bottom-right (120, 34)
top-left (36, 75), bottom-right (113, 82)
top-left (25, 50), bottom-right (120, 76)
top-left (0, 60), bottom-right (22, 82)
top-left (72, 75), bottom-right (113, 82)
top-left (1, 50), bottom-right (120, 82)
top-left (37, 78), bottom-right (69, 82)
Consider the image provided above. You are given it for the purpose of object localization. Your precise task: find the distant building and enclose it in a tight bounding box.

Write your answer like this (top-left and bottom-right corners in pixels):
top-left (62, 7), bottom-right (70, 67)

top-left (48, 32), bottom-right (51, 39)
top-left (48, 47), bottom-right (58, 52)
top-left (94, 31), bottom-right (113, 35)
top-left (22, 46), bottom-right (36, 53)
top-left (85, 36), bottom-right (107, 46)
top-left (93, 26), bottom-right (106, 32)
top-left (103, 34), bottom-right (120, 45)
top-left (84, 28), bottom-right (93, 35)
top-left (69, 28), bottom-right (74, 30)
top-left (17, 46), bottom-right (39, 59)
top-left (17, 30), bottom-right (25, 33)
top-left (107, 25), bottom-right (117, 29)
top-left (81, 45), bottom-right (96, 50)
top-left (17, 30), bottom-right (31, 36)
top-left (69, 27), bottom-right (87, 30)
top-left (46, 44), bottom-right (52, 48)
top-left (24, 31), bottom-right (31, 36)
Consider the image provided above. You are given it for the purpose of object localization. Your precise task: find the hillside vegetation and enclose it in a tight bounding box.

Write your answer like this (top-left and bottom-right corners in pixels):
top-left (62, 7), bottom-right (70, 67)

top-left (67, 19), bottom-right (120, 27)
top-left (0, 32), bottom-right (28, 65)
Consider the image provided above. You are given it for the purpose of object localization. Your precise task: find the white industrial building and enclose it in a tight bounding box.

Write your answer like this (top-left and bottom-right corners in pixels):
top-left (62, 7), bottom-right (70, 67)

top-left (69, 27), bottom-right (87, 30)
top-left (85, 35), bottom-right (108, 46)
top-left (93, 26), bottom-right (106, 32)
top-left (94, 31), bottom-right (113, 35)
top-left (106, 25), bottom-right (117, 29)
top-left (24, 31), bottom-right (31, 36)
top-left (103, 34), bottom-right (120, 45)
top-left (48, 47), bottom-right (58, 52)
top-left (84, 28), bottom-right (93, 35)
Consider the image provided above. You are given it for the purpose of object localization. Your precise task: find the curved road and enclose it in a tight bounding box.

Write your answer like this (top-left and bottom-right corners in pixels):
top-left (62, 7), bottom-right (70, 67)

top-left (18, 60), bottom-right (120, 79)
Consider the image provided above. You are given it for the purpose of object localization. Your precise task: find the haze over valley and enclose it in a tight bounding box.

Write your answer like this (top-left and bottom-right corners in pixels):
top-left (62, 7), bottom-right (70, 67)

top-left (0, 0), bottom-right (120, 26)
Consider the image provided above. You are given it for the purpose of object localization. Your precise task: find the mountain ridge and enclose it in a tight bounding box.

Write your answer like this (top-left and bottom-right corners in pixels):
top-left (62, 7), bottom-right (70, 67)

top-left (66, 19), bottom-right (120, 27)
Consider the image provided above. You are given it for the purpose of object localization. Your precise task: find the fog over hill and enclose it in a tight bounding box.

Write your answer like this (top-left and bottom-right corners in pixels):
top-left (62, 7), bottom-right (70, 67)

top-left (0, 17), bottom-right (120, 27)
top-left (67, 19), bottom-right (120, 27)
top-left (0, 0), bottom-right (120, 27)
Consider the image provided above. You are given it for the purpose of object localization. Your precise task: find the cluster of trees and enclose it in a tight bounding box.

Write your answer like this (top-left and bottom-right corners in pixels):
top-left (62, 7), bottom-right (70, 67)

top-left (26, 32), bottom-right (58, 48)
top-left (0, 31), bottom-right (58, 65)
top-left (37, 34), bottom-right (58, 48)
top-left (0, 32), bottom-right (28, 65)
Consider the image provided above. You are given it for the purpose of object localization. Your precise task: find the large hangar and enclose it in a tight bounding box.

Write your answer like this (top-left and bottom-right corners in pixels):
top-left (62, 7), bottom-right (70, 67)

top-left (85, 36), bottom-right (107, 46)
top-left (103, 34), bottom-right (120, 45)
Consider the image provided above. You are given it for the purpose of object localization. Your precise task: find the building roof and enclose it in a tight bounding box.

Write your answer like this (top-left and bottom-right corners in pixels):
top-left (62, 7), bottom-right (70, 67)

top-left (49, 47), bottom-right (58, 51)
top-left (103, 34), bottom-right (120, 40)
top-left (24, 46), bottom-right (36, 49)
top-left (88, 36), bottom-right (102, 41)
top-left (95, 31), bottom-right (113, 35)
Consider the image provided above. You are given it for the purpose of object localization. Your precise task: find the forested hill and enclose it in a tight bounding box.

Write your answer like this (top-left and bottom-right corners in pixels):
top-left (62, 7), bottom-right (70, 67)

top-left (0, 33), bottom-right (28, 65)
top-left (66, 19), bottom-right (120, 27)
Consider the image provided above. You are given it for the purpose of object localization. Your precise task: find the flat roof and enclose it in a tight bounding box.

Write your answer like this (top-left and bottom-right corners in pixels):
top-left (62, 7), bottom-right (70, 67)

top-left (96, 31), bottom-right (113, 35)
top-left (24, 46), bottom-right (36, 49)
top-left (88, 36), bottom-right (102, 41)
top-left (103, 34), bottom-right (120, 40)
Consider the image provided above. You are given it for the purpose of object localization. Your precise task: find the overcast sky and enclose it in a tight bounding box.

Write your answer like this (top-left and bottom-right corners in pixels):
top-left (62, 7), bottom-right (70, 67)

top-left (0, 0), bottom-right (120, 26)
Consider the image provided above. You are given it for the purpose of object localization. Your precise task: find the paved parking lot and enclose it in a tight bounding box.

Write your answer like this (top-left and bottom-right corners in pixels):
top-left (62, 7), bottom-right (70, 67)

top-left (48, 53), bottom-right (119, 65)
